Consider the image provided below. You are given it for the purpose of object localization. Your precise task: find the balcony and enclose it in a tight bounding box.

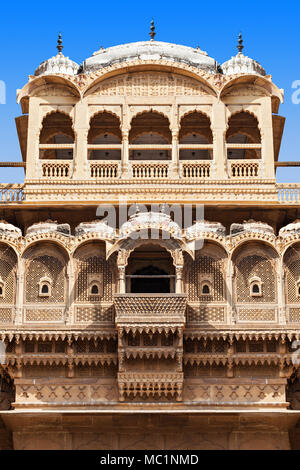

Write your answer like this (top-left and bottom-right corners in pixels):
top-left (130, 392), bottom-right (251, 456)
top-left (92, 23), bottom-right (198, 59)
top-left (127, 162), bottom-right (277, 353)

top-left (41, 160), bottom-right (72, 179)
top-left (229, 160), bottom-right (261, 178)
top-left (114, 293), bottom-right (187, 327)
top-left (180, 161), bottom-right (211, 179)
top-left (89, 161), bottom-right (120, 179)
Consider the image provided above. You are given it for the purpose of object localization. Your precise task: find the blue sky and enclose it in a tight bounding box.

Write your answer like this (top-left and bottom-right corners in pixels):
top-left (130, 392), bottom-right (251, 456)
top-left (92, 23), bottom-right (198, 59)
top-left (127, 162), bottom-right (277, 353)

top-left (0, 0), bottom-right (299, 183)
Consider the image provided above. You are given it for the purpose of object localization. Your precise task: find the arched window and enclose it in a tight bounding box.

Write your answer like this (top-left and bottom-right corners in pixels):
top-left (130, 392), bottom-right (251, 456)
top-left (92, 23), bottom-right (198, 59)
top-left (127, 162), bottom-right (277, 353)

top-left (91, 284), bottom-right (99, 295)
top-left (0, 280), bottom-right (4, 298)
top-left (88, 278), bottom-right (103, 297)
top-left (129, 112), bottom-right (171, 161)
top-left (226, 112), bottom-right (261, 160)
top-left (202, 284), bottom-right (210, 295)
top-left (39, 112), bottom-right (75, 160)
top-left (249, 277), bottom-right (263, 297)
top-left (179, 112), bottom-right (213, 161)
top-left (38, 277), bottom-right (52, 298)
top-left (88, 112), bottom-right (121, 161)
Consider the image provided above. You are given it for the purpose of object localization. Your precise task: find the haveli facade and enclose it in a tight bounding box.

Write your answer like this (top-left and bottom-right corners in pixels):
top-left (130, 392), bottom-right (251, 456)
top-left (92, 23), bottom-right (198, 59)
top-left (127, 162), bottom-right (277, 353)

top-left (1, 28), bottom-right (300, 450)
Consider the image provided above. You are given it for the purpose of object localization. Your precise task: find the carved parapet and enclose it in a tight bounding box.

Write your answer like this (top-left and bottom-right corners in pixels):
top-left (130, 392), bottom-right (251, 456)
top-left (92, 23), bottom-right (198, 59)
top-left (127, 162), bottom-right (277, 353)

top-left (117, 372), bottom-right (184, 402)
top-left (114, 294), bottom-right (187, 329)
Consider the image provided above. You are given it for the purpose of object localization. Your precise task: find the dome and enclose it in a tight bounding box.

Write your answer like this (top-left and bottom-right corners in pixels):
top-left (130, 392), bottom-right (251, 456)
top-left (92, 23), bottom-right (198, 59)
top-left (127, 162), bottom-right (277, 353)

top-left (279, 220), bottom-right (300, 237)
top-left (75, 220), bottom-right (116, 239)
top-left (119, 208), bottom-right (182, 239)
top-left (0, 221), bottom-right (22, 238)
top-left (230, 220), bottom-right (274, 237)
top-left (35, 52), bottom-right (79, 77)
top-left (83, 41), bottom-right (218, 74)
top-left (222, 33), bottom-right (266, 77)
top-left (222, 52), bottom-right (266, 76)
top-left (185, 221), bottom-right (226, 240)
top-left (34, 33), bottom-right (79, 77)
top-left (26, 221), bottom-right (71, 236)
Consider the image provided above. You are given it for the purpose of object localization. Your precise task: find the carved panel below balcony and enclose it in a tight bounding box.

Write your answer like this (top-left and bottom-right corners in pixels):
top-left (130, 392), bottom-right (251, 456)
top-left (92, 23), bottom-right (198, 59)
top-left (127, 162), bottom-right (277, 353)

top-left (117, 372), bottom-right (184, 402)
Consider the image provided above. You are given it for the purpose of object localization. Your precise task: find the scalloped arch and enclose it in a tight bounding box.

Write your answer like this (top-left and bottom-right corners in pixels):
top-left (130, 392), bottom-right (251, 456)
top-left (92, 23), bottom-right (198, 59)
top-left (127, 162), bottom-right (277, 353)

top-left (82, 62), bottom-right (218, 98)
top-left (230, 238), bottom-right (279, 261)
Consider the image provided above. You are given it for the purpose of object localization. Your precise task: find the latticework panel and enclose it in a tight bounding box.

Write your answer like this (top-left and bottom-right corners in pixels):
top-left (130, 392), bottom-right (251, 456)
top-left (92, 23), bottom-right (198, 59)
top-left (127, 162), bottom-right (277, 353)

top-left (286, 252), bottom-right (300, 303)
top-left (75, 256), bottom-right (114, 303)
top-left (25, 255), bottom-right (65, 303)
top-left (236, 255), bottom-right (276, 303)
top-left (0, 308), bottom-right (12, 323)
top-left (75, 306), bottom-right (114, 323)
top-left (185, 255), bottom-right (225, 302)
top-left (238, 308), bottom-right (276, 322)
top-left (0, 246), bottom-right (17, 305)
top-left (24, 308), bottom-right (64, 322)
top-left (187, 305), bottom-right (225, 323)
top-left (289, 308), bottom-right (300, 323)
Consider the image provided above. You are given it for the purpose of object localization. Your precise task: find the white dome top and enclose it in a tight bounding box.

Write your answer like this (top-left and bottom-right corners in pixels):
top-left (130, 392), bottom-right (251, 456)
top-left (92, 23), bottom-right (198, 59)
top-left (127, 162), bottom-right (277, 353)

top-left (222, 52), bottom-right (266, 76)
top-left (83, 41), bottom-right (218, 74)
top-left (35, 52), bottom-right (79, 77)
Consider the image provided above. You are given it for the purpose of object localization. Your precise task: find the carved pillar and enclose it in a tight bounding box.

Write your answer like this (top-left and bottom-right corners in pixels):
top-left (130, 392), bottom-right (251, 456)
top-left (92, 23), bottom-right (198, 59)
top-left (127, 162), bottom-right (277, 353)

top-left (211, 101), bottom-right (227, 179)
top-left (226, 259), bottom-right (235, 324)
top-left (118, 266), bottom-right (126, 294)
top-left (175, 266), bottom-right (183, 294)
top-left (73, 101), bottom-right (89, 179)
top-left (277, 260), bottom-right (287, 325)
top-left (121, 129), bottom-right (130, 177)
top-left (25, 97), bottom-right (40, 180)
top-left (260, 97), bottom-right (275, 179)
top-left (171, 129), bottom-right (179, 178)
top-left (66, 260), bottom-right (74, 325)
top-left (73, 129), bottom-right (88, 179)
top-left (15, 258), bottom-right (25, 326)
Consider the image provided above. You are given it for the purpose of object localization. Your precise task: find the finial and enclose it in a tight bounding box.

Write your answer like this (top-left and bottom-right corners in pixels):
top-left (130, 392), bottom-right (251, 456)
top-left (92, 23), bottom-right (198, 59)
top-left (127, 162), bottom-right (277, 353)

top-left (237, 32), bottom-right (244, 54)
top-left (149, 19), bottom-right (156, 41)
top-left (57, 32), bottom-right (63, 54)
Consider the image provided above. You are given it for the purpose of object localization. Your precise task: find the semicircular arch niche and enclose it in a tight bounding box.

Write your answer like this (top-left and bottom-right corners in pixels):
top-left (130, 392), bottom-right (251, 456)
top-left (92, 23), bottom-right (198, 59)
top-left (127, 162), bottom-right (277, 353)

top-left (0, 244), bottom-right (18, 306)
top-left (23, 243), bottom-right (67, 304)
top-left (86, 71), bottom-right (215, 97)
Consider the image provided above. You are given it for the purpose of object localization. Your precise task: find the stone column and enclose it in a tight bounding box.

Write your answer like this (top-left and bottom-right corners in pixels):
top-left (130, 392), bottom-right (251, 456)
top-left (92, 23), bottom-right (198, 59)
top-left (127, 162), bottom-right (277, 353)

top-left (66, 260), bottom-right (74, 325)
top-left (171, 129), bottom-right (179, 178)
top-left (175, 266), bottom-right (183, 294)
top-left (25, 97), bottom-right (41, 180)
top-left (121, 129), bottom-right (130, 177)
top-left (211, 101), bottom-right (227, 179)
top-left (15, 261), bottom-right (24, 326)
top-left (118, 267), bottom-right (126, 294)
top-left (260, 97), bottom-right (275, 179)
top-left (277, 259), bottom-right (287, 325)
top-left (73, 102), bottom-right (89, 179)
top-left (226, 259), bottom-right (236, 324)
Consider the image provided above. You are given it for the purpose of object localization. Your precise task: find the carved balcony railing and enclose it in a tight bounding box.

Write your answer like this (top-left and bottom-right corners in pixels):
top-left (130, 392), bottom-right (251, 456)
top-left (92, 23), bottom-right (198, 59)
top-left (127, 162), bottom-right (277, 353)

top-left (114, 294), bottom-right (187, 327)
top-left (117, 371), bottom-right (184, 401)
top-left (180, 161), bottom-right (211, 179)
top-left (89, 161), bottom-right (120, 179)
top-left (41, 160), bottom-right (72, 179)
top-left (278, 184), bottom-right (300, 204)
top-left (131, 161), bottom-right (169, 179)
top-left (0, 185), bottom-right (25, 203)
top-left (229, 160), bottom-right (261, 178)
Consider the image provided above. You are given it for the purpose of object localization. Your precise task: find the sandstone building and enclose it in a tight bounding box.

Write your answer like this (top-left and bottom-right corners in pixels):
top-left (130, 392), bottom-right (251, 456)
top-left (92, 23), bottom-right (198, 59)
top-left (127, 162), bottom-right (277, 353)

top-left (0, 27), bottom-right (300, 449)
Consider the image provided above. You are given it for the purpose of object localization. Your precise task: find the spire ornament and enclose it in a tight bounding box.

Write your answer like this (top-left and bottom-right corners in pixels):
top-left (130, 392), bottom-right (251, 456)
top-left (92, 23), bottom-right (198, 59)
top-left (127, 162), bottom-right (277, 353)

top-left (149, 20), bottom-right (156, 41)
top-left (57, 32), bottom-right (63, 54)
top-left (237, 32), bottom-right (244, 54)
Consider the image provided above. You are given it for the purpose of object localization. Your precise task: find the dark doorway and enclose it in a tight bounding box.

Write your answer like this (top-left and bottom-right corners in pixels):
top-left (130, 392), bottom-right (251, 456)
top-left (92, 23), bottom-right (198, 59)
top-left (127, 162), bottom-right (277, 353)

top-left (130, 266), bottom-right (170, 293)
